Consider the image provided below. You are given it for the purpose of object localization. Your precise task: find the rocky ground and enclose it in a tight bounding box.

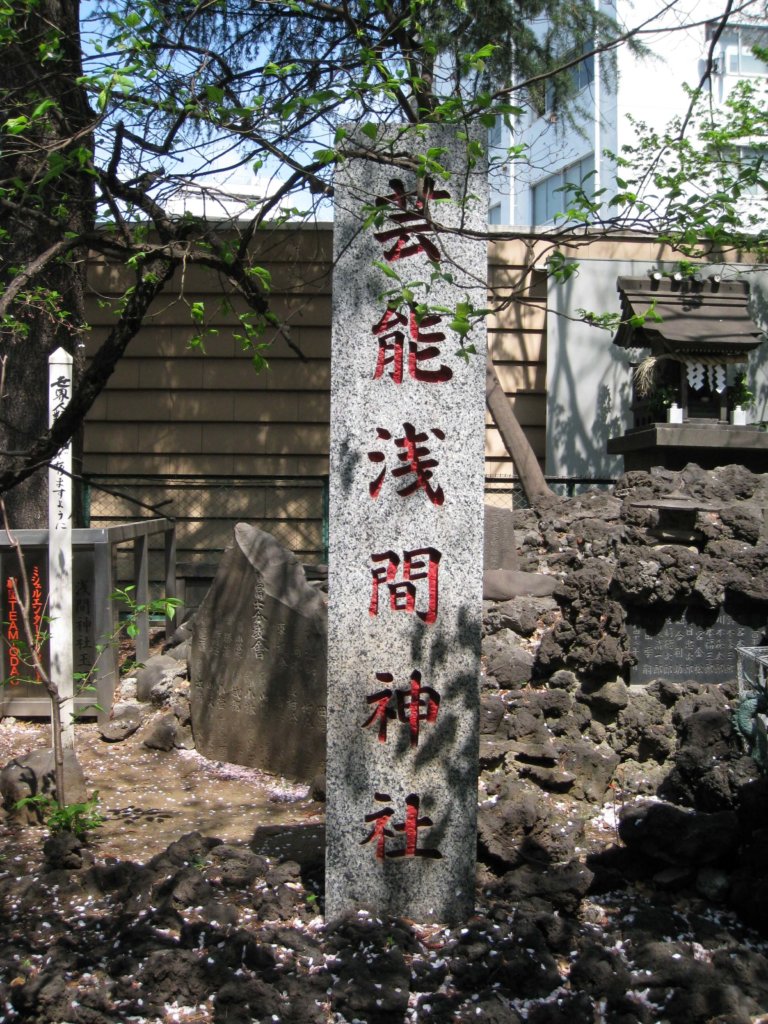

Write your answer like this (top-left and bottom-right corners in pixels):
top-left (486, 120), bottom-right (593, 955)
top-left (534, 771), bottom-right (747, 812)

top-left (2, 718), bottom-right (768, 1024)
top-left (2, 463), bottom-right (768, 1023)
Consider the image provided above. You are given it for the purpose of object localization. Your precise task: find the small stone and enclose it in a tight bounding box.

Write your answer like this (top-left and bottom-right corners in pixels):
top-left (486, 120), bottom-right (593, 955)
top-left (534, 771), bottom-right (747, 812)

top-left (483, 570), bottom-right (558, 601)
top-left (696, 866), bottom-right (731, 902)
top-left (548, 670), bottom-right (579, 692)
top-left (518, 764), bottom-right (575, 792)
top-left (119, 679), bottom-right (138, 700)
top-left (577, 678), bottom-right (630, 717)
top-left (100, 704), bottom-right (142, 742)
top-left (510, 738), bottom-right (560, 764)
top-left (135, 655), bottom-right (180, 702)
top-left (141, 714), bottom-right (179, 751)
top-left (43, 830), bottom-right (93, 871)
top-left (1, 748), bottom-right (87, 821)
top-left (167, 639), bottom-right (190, 662)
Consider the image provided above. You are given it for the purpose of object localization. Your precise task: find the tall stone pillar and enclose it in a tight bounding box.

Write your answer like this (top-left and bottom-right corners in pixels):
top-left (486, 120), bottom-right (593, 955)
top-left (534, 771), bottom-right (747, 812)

top-left (326, 128), bottom-right (488, 923)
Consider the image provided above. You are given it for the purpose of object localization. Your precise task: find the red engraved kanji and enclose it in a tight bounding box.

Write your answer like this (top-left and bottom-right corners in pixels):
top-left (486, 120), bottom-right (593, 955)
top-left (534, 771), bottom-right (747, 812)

top-left (369, 548), bottom-right (441, 624)
top-left (360, 792), bottom-right (394, 860)
top-left (361, 673), bottom-right (397, 743)
top-left (373, 177), bottom-right (450, 263)
top-left (372, 306), bottom-right (453, 385)
top-left (390, 794), bottom-right (442, 858)
top-left (368, 423), bottom-right (445, 505)
top-left (362, 670), bottom-right (440, 746)
top-left (361, 793), bottom-right (442, 860)
top-left (396, 670), bottom-right (440, 747)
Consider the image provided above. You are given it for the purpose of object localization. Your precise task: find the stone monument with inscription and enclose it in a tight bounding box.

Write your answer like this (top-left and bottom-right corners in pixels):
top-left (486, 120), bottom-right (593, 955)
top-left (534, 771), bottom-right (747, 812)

top-left (326, 128), bottom-right (487, 923)
top-left (484, 506), bottom-right (520, 572)
top-left (189, 524), bottom-right (327, 782)
top-left (627, 604), bottom-right (766, 685)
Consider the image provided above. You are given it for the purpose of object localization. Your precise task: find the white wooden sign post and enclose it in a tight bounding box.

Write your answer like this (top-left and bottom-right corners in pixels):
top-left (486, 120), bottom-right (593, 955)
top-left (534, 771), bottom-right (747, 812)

top-left (48, 347), bottom-right (74, 749)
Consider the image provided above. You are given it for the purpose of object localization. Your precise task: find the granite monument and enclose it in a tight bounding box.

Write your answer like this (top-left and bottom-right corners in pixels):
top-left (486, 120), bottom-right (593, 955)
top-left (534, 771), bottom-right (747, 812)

top-left (326, 127), bottom-right (487, 923)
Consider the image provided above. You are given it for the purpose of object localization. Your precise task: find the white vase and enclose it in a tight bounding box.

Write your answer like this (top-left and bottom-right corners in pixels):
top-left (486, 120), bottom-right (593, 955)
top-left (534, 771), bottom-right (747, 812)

top-left (667, 403), bottom-right (683, 424)
top-left (731, 406), bottom-right (747, 426)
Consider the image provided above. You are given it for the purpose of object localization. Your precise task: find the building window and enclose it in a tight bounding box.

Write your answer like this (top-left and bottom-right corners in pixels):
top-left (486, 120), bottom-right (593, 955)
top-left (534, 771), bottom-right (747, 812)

top-left (541, 44), bottom-right (595, 114)
top-left (532, 154), bottom-right (595, 224)
top-left (571, 50), bottom-right (595, 92)
top-left (488, 115), bottom-right (504, 148)
top-left (714, 25), bottom-right (768, 76)
top-left (488, 203), bottom-right (502, 225)
top-left (735, 146), bottom-right (765, 196)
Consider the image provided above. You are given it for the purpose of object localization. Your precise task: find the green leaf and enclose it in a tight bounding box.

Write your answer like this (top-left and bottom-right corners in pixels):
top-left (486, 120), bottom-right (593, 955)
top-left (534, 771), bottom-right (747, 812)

top-left (31, 98), bottom-right (56, 119)
top-left (247, 266), bottom-right (272, 289)
top-left (548, 251), bottom-right (580, 283)
top-left (3, 115), bottom-right (29, 135)
top-left (373, 260), bottom-right (401, 281)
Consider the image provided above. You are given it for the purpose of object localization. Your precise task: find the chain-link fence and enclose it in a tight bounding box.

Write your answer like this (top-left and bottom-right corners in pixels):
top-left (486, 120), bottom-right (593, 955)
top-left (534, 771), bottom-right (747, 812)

top-left (484, 476), bottom-right (616, 510)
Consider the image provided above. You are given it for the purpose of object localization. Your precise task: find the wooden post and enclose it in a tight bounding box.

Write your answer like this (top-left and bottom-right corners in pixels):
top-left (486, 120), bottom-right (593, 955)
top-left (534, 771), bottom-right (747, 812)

top-left (48, 347), bottom-right (74, 749)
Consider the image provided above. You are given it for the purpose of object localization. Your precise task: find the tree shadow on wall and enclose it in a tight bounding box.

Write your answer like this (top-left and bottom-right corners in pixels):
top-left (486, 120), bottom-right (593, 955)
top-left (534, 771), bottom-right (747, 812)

top-left (746, 272), bottom-right (768, 424)
top-left (549, 378), bottom-right (628, 483)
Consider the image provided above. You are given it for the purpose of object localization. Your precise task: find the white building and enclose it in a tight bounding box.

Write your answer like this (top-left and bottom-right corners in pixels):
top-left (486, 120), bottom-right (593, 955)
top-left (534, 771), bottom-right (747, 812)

top-left (489, 0), bottom-right (768, 226)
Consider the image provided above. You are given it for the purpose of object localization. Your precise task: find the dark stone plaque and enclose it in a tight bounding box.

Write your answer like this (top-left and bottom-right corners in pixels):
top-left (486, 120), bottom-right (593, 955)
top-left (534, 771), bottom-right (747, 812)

top-left (626, 604), bottom-right (767, 685)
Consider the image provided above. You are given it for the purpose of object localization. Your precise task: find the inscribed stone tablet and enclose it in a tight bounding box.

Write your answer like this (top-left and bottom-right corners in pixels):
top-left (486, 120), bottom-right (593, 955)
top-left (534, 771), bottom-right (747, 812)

top-left (190, 524), bottom-right (327, 781)
top-left (626, 605), bottom-right (767, 684)
top-left (484, 506), bottom-right (520, 571)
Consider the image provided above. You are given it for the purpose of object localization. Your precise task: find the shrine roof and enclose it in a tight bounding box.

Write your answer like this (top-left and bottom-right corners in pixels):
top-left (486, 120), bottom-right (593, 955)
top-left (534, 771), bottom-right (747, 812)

top-left (614, 275), bottom-right (762, 355)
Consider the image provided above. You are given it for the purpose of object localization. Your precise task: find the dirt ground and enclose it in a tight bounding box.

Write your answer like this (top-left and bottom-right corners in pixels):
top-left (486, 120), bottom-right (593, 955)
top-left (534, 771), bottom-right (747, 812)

top-left (0, 714), bottom-right (324, 871)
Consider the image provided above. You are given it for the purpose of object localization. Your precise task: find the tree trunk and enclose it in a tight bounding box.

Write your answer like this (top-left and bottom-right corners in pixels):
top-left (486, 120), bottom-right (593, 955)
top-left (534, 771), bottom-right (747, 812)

top-left (0, 0), bottom-right (92, 527)
top-left (485, 352), bottom-right (553, 505)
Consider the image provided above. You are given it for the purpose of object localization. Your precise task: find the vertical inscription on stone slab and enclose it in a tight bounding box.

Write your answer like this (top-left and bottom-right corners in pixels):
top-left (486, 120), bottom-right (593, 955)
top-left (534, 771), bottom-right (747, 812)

top-left (251, 578), bottom-right (266, 659)
top-left (48, 347), bottom-right (74, 746)
top-left (189, 524), bottom-right (327, 782)
top-left (71, 554), bottom-right (96, 681)
top-left (484, 506), bottom-right (520, 571)
top-left (326, 128), bottom-right (487, 924)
